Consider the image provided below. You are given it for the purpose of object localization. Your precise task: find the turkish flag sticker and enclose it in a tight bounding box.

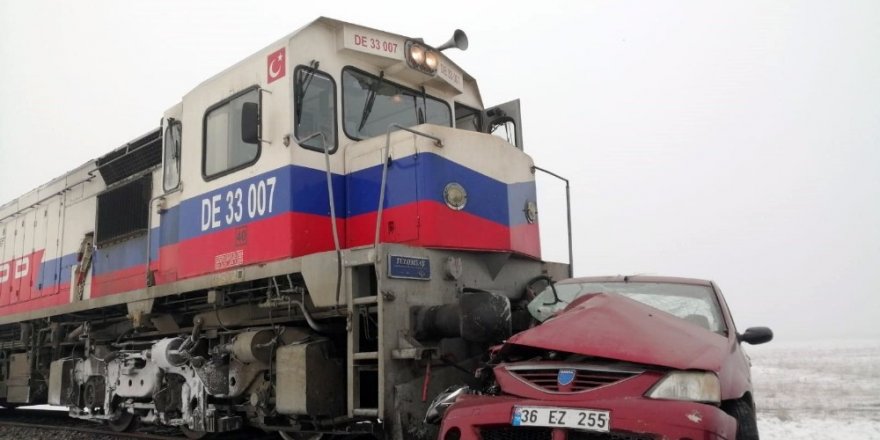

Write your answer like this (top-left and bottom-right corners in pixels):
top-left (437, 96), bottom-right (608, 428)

top-left (267, 47), bottom-right (286, 84)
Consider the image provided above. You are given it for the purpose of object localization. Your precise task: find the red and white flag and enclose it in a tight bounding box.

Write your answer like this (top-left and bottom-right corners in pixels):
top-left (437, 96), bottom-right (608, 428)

top-left (267, 47), bottom-right (286, 84)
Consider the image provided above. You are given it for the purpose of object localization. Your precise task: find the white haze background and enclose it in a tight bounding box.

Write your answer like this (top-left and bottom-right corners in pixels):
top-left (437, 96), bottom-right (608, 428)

top-left (1, 2), bottom-right (879, 437)
top-left (3, 0), bottom-right (877, 341)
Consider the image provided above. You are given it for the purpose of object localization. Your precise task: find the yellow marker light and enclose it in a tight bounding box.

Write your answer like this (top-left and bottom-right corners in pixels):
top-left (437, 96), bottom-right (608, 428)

top-left (443, 183), bottom-right (467, 210)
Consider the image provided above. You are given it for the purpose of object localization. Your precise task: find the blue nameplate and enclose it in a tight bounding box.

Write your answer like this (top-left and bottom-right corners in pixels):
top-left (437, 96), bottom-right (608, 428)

top-left (388, 255), bottom-right (431, 280)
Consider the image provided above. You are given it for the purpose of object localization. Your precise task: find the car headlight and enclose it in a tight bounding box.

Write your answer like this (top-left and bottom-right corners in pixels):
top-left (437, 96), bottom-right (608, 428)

top-left (646, 371), bottom-right (721, 404)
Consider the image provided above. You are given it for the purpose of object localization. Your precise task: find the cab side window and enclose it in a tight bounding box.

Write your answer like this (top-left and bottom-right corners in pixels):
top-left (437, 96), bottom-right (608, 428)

top-left (454, 103), bottom-right (481, 132)
top-left (294, 66), bottom-right (337, 152)
top-left (490, 118), bottom-right (517, 147)
top-left (203, 88), bottom-right (260, 179)
top-left (163, 120), bottom-right (182, 191)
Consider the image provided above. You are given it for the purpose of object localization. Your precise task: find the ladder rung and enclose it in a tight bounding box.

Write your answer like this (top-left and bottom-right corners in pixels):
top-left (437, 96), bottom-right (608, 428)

top-left (353, 295), bottom-right (379, 305)
top-left (352, 351), bottom-right (379, 360)
top-left (353, 408), bottom-right (379, 417)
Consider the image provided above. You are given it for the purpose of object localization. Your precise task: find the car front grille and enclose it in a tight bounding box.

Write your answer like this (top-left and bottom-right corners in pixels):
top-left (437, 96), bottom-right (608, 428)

top-left (479, 427), bottom-right (655, 440)
top-left (507, 367), bottom-right (637, 393)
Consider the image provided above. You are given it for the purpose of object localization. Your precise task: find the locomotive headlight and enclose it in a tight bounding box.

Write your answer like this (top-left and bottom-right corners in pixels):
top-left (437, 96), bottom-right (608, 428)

top-left (443, 183), bottom-right (467, 210)
top-left (406, 40), bottom-right (439, 75)
top-left (425, 51), bottom-right (439, 70)
top-left (410, 44), bottom-right (426, 65)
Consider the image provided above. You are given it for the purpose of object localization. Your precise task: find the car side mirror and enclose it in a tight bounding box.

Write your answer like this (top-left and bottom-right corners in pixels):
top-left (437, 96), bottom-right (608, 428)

top-left (737, 326), bottom-right (773, 345)
top-left (241, 102), bottom-right (260, 144)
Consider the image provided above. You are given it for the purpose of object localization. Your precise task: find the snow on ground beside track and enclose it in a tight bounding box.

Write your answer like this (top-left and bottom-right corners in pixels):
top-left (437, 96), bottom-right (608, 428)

top-left (749, 338), bottom-right (880, 439)
top-left (759, 416), bottom-right (880, 440)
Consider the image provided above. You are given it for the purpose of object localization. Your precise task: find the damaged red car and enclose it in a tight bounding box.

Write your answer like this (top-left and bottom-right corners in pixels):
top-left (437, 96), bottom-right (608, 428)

top-left (434, 276), bottom-right (773, 440)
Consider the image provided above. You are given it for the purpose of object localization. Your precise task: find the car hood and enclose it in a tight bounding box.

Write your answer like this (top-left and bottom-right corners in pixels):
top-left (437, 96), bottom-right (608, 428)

top-left (507, 293), bottom-right (729, 371)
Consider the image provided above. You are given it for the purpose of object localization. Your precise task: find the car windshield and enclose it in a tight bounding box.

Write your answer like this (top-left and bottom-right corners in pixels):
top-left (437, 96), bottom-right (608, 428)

top-left (527, 281), bottom-right (727, 334)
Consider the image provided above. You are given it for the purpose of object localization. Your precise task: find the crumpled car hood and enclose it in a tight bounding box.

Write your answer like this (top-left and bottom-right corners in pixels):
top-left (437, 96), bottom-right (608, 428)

top-left (506, 293), bottom-right (728, 371)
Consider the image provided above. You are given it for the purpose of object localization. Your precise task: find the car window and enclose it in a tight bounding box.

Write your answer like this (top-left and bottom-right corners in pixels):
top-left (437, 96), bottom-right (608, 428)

top-left (528, 282), bottom-right (727, 334)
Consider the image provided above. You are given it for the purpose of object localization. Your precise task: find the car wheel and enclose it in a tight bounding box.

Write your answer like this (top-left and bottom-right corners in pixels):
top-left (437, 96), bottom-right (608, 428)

top-left (723, 398), bottom-right (759, 440)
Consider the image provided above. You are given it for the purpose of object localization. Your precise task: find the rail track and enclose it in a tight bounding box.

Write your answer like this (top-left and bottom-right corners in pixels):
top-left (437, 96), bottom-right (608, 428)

top-left (0, 408), bottom-right (277, 440)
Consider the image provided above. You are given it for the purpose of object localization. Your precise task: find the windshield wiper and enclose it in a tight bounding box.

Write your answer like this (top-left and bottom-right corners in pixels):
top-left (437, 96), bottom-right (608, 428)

top-left (417, 86), bottom-right (427, 124)
top-left (525, 275), bottom-right (560, 306)
top-left (358, 70), bottom-right (385, 132)
top-left (295, 60), bottom-right (320, 121)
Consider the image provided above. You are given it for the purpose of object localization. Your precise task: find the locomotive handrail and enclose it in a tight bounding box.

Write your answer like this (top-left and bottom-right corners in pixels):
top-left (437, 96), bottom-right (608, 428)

top-left (374, 124), bottom-right (444, 261)
top-left (532, 165), bottom-right (574, 278)
top-left (295, 132), bottom-right (343, 306)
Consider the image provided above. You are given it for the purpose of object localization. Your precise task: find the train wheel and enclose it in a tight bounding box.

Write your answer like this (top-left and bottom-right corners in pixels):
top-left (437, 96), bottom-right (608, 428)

top-left (278, 432), bottom-right (323, 440)
top-left (181, 426), bottom-right (209, 439)
top-left (108, 410), bottom-right (136, 432)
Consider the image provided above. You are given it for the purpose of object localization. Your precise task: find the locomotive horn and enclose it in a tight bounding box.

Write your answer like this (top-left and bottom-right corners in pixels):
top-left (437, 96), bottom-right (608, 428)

top-left (436, 29), bottom-right (469, 52)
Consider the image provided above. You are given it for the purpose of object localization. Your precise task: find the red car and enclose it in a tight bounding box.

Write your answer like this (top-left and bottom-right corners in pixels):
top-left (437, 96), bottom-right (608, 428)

top-left (434, 276), bottom-right (772, 440)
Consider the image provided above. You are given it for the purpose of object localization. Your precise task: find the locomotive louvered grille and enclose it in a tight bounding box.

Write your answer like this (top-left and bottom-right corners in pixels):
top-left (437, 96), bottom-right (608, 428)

top-left (96, 174), bottom-right (152, 246)
top-left (96, 128), bottom-right (162, 185)
top-left (508, 366), bottom-right (638, 393)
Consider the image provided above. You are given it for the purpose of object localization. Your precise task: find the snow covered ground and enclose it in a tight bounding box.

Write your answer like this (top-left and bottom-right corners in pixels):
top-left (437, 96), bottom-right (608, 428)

top-left (749, 338), bottom-right (880, 439)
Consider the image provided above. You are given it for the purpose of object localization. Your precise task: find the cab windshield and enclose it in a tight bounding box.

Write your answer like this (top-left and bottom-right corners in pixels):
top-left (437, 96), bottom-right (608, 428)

top-left (342, 67), bottom-right (451, 140)
top-left (527, 281), bottom-right (728, 334)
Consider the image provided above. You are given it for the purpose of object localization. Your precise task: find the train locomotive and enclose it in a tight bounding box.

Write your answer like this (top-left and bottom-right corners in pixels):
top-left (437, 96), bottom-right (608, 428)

top-left (0, 17), bottom-right (568, 439)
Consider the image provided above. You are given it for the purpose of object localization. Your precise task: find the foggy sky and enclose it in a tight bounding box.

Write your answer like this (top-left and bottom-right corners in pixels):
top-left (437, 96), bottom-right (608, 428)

top-left (1, 1), bottom-right (878, 341)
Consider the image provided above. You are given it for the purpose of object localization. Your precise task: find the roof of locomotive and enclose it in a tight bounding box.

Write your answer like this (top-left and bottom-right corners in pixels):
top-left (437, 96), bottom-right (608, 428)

top-left (0, 128), bottom-right (160, 218)
top-left (187, 16), bottom-right (481, 103)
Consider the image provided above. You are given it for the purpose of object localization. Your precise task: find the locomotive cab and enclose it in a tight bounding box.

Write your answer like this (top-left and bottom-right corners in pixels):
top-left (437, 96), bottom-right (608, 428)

top-left (159, 18), bottom-right (541, 285)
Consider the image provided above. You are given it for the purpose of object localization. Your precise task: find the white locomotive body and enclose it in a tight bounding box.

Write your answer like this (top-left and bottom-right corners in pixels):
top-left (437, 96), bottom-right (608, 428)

top-left (0, 17), bottom-right (566, 439)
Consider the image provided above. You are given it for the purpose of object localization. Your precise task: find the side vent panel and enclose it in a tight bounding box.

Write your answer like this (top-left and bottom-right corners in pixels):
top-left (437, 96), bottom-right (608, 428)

top-left (96, 129), bottom-right (161, 185)
top-left (96, 175), bottom-right (152, 247)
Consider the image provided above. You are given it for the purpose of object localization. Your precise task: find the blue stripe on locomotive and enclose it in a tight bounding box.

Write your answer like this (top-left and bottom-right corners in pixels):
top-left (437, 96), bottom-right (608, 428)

top-left (32, 152), bottom-right (535, 291)
top-left (37, 253), bottom-right (79, 290)
top-left (507, 181), bottom-right (538, 227)
top-left (346, 153), bottom-right (511, 226)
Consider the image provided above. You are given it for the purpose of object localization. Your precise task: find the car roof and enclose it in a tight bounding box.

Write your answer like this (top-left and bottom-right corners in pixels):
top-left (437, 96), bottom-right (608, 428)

top-left (558, 275), bottom-right (714, 287)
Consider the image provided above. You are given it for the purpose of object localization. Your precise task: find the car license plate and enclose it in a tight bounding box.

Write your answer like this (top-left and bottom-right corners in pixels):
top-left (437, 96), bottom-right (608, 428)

top-left (512, 406), bottom-right (610, 432)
